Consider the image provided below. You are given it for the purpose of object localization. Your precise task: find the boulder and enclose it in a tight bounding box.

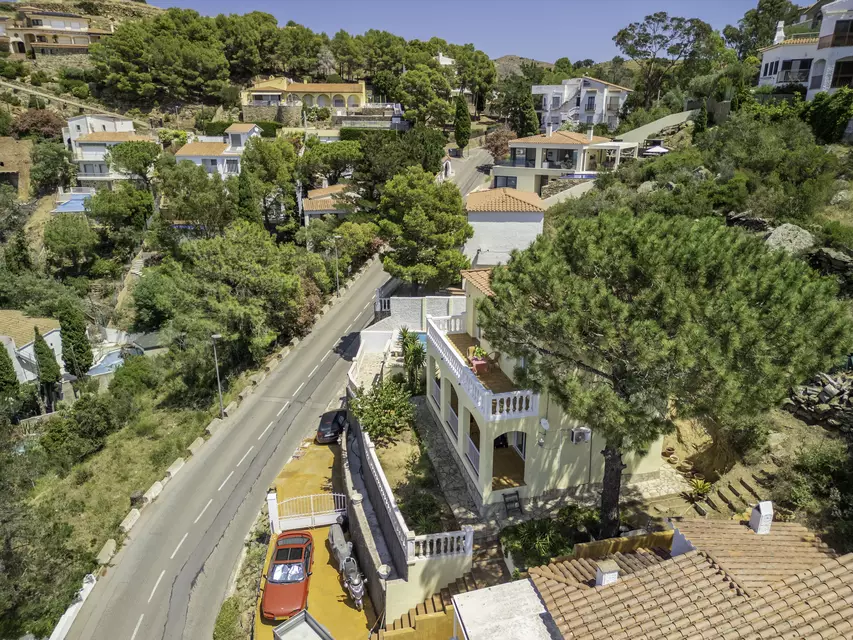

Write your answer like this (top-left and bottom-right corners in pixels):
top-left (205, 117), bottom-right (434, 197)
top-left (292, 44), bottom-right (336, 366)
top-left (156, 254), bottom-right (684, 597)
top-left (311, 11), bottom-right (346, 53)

top-left (129, 490), bottom-right (145, 508)
top-left (764, 223), bottom-right (816, 254)
top-left (831, 189), bottom-right (852, 206)
top-left (637, 181), bottom-right (656, 195)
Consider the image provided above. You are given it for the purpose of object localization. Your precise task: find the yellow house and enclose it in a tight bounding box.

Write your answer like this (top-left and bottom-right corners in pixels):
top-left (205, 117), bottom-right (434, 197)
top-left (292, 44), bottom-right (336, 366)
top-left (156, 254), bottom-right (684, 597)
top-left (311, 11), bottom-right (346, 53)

top-left (425, 268), bottom-right (663, 514)
top-left (241, 77), bottom-right (367, 109)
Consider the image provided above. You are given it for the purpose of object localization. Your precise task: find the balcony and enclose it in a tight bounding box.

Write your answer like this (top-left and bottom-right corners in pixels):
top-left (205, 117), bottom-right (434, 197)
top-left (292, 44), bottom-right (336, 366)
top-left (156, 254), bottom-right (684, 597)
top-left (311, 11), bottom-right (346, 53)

top-left (777, 69), bottom-right (810, 83)
top-left (584, 103), bottom-right (596, 112)
top-left (818, 33), bottom-right (853, 49)
top-left (426, 315), bottom-right (539, 422)
top-left (494, 158), bottom-right (536, 168)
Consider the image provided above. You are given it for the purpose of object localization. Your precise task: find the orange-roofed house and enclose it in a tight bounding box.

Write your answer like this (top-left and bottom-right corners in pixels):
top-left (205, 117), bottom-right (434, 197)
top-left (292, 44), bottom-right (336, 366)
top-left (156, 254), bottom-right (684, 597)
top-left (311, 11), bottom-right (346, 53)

top-left (241, 77), bottom-right (367, 112)
top-left (174, 124), bottom-right (262, 178)
top-left (532, 76), bottom-right (633, 132)
top-left (757, 1), bottom-right (853, 101)
top-left (463, 188), bottom-right (545, 266)
top-left (425, 268), bottom-right (663, 516)
top-left (491, 128), bottom-right (638, 196)
top-left (62, 114), bottom-right (157, 190)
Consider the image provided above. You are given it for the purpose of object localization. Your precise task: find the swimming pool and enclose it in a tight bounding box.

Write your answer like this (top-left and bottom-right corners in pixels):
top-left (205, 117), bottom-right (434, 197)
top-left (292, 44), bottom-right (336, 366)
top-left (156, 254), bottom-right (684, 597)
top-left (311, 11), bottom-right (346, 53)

top-left (87, 347), bottom-right (143, 377)
top-left (415, 332), bottom-right (427, 347)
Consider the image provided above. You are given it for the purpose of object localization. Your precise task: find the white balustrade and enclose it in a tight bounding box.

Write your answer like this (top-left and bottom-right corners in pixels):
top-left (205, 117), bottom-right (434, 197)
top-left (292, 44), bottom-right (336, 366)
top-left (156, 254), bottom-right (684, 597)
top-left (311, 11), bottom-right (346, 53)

top-left (447, 405), bottom-right (459, 438)
top-left (466, 435), bottom-right (480, 477)
top-left (362, 433), bottom-right (410, 555)
top-left (412, 526), bottom-right (474, 560)
top-left (431, 379), bottom-right (441, 407)
top-left (427, 316), bottom-right (540, 422)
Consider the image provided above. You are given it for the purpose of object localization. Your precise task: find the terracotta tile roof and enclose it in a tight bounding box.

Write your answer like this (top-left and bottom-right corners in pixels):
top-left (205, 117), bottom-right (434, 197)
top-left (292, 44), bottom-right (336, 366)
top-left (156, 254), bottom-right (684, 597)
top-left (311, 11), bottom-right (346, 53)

top-left (248, 77), bottom-right (289, 92)
top-left (224, 123), bottom-right (258, 134)
top-left (582, 76), bottom-right (634, 92)
top-left (511, 130), bottom-right (611, 145)
top-left (175, 142), bottom-right (229, 157)
top-left (303, 197), bottom-right (347, 212)
top-left (0, 310), bottom-right (59, 347)
top-left (759, 36), bottom-right (820, 51)
top-left (673, 519), bottom-right (836, 591)
top-left (466, 188), bottom-right (544, 213)
top-left (77, 132), bottom-right (153, 143)
top-left (307, 184), bottom-right (348, 199)
top-left (529, 547), bottom-right (671, 593)
top-left (461, 268), bottom-right (494, 297)
top-left (288, 82), bottom-right (363, 94)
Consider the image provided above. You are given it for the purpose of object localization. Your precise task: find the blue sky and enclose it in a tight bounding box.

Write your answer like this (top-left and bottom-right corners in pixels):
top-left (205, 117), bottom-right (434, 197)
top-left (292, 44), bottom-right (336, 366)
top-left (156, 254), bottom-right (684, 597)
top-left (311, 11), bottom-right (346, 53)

top-left (148, 0), bottom-right (759, 63)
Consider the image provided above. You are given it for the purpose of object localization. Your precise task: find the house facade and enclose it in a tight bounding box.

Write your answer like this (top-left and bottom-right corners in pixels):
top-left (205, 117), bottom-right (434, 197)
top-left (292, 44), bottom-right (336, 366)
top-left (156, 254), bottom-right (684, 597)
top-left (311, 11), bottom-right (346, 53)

top-left (241, 78), bottom-right (367, 110)
top-left (0, 310), bottom-right (63, 385)
top-left (4, 7), bottom-right (109, 56)
top-left (491, 129), bottom-right (638, 195)
top-left (532, 76), bottom-right (631, 132)
top-left (174, 124), bottom-right (261, 177)
top-left (463, 188), bottom-right (545, 267)
top-left (425, 268), bottom-right (662, 515)
top-left (758, 0), bottom-right (853, 99)
top-left (62, 115), bottom-right (156, 190)
top-left (301, 183), bottom-right (351, 224)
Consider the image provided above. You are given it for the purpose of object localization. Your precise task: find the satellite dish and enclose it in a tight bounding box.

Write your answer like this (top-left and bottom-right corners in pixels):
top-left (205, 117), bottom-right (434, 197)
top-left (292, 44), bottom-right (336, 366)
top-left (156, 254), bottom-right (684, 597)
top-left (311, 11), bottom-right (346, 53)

top-left (539, 418), bottom-right (550, 431)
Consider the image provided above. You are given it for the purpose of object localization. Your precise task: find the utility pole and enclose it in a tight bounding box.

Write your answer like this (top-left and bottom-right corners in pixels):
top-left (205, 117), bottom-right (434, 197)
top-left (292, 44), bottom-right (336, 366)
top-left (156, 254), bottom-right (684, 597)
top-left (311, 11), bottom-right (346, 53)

top-left (211, 334), bottom-right (224, 419)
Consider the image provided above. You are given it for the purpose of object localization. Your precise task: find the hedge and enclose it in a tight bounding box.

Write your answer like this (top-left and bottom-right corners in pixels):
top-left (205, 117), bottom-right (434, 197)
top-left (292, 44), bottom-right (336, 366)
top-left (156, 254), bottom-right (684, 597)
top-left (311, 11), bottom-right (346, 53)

top-left (339, 127), bottom-right (400, 143)
top-left (204, 121), bottom-right (283, 138)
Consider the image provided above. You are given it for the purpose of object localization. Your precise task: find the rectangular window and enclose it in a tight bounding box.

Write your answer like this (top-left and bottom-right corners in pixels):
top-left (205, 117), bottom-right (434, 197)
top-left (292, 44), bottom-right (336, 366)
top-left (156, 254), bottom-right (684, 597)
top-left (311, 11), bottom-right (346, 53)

top-left (834, 19), bottom-right (853, 47)
top-left (229, 133), bottom-right (241, 148)
top-left (225, 159), bottom-right (239, 173)
top-left (551, 95), bottom-right (561, 108)
top-left (514, 432), bottom-right (526, 460)
top-left (586, 115), bottom-right (593, 124)
top-left (586, 96), bottom-right (595, 111)
top-left (31, 19), bottom-right (43, 26)
top-left (494, 176), bottom-right (517, 188)
top-left (763, 63), bottom-right (769, 76)
top-left (832, 60), bottom-right (853, 88)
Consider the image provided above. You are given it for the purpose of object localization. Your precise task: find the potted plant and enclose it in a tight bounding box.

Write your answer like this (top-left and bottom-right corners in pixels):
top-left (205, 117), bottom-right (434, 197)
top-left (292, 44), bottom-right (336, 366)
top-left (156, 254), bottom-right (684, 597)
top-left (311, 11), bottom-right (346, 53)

top-left (471, 346), bottom-right (488, 361)
top-left (688, 478), bottom-right (713, 502)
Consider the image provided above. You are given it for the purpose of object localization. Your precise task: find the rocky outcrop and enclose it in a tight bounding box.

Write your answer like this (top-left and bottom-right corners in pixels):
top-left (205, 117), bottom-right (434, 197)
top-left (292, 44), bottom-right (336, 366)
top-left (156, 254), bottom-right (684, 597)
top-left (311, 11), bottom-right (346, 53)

top-left (726, 211), bottom-right (771, 232)
top-left (764, 223), bottom-right (816, 255)
top-left (831, 189), bottom-right (852, 206)
top-left (784, 371), bottom-right (853, 430)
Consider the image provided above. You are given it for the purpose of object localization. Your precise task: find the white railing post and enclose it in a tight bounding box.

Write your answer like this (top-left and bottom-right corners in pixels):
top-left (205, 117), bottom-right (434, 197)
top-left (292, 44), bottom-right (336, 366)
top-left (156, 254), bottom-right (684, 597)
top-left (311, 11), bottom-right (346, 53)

top-left (267, 490), bottom-right (280, 534)
top-left (463, 525), bottom-right (474, 554)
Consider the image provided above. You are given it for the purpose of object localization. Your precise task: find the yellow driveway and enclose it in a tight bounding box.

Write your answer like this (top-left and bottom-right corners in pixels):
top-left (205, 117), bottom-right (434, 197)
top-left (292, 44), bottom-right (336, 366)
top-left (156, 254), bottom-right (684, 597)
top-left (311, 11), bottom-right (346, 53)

top-left (255, 441), bottom-right (377, 640)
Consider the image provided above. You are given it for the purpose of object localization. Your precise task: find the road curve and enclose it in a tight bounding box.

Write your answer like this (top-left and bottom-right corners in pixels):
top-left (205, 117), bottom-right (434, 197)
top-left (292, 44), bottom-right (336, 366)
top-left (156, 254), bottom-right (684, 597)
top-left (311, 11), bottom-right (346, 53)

top-left (66, 259), bottom-right (389, 640)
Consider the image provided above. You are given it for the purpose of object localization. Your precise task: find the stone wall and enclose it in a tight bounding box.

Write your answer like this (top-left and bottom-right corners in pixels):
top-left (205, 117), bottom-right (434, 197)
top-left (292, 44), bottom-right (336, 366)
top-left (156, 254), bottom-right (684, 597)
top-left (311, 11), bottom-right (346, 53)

top-left (241, 105), bottom-right (279, 123)
top-left (540, 178), bottom-right (587, 200)
top-left (30, 53), bottom-right (93, 75)
top-left (784, 370), bottom-right (853, 429)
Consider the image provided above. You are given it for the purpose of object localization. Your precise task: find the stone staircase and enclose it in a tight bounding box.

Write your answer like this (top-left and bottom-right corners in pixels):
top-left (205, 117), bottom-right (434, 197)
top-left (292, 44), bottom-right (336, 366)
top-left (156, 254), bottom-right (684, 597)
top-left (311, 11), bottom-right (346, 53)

top-left (369, 572), bottom-right (481, 640)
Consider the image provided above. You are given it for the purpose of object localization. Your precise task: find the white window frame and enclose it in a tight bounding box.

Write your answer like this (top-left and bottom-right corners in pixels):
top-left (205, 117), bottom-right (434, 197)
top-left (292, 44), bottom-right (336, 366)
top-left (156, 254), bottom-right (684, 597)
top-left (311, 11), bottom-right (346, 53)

top-left (513, 432), bottom-right (526, 460)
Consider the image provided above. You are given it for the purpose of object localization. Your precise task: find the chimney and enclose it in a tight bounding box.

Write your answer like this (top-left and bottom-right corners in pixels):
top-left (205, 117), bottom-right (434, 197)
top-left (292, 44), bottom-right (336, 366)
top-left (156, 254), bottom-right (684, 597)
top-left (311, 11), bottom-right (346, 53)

top-left (773, 20), bottom-right (786, 45)
top-left (595, 559), bottom-right (620, 586)
top-left (587, 126), bottom-right (594, 141)
top-left (750, 501), bottom-right (774, 535)
top-left (546, 123), bottom-right (553, 137)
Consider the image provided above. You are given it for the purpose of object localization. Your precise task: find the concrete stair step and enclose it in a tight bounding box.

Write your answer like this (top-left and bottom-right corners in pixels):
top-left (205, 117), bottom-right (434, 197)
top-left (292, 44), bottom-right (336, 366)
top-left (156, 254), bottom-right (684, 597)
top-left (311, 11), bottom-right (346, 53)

top-left (740, 477), bottom-right (764, 501)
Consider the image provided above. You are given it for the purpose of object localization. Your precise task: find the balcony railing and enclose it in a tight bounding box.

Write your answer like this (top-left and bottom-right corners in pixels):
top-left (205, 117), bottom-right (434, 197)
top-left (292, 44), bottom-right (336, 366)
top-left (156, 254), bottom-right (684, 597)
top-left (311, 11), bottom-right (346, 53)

top-left (447, 405), bottom-right (458, 438)
top-left (818, 33), bottom-right (853, 49)
top-left (466, 435), bottom-right (480, 476)
top-left (494, 158), bottom-right (535, 168)
top-left (777, 69), bottom-right (810, 83)
top-left (427, 315), bottom-right (539, 422)
top-left (584, 103), bottom-right (596, 112)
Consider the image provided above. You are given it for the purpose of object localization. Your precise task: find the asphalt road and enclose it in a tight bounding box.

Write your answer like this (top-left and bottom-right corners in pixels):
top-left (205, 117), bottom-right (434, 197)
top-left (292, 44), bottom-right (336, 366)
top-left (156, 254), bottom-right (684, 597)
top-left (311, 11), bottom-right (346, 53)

top-left (66, 259), bottom-right (389, 640)
top-left (451, 147), bottom-right (493, 197)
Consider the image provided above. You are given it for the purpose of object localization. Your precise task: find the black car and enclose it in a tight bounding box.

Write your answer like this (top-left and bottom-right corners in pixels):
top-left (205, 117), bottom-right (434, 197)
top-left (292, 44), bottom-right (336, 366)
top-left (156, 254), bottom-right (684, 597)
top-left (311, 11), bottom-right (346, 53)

top-left (316, 410), bottom-right (347, 444)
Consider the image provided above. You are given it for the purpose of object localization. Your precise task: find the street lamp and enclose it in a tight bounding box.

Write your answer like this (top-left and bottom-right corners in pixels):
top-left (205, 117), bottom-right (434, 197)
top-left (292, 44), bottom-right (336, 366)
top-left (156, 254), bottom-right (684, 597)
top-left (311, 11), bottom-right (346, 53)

top-left (333, 234), bottom-right (342, 297)
top-left (211, 333), bottom-right (224, 419)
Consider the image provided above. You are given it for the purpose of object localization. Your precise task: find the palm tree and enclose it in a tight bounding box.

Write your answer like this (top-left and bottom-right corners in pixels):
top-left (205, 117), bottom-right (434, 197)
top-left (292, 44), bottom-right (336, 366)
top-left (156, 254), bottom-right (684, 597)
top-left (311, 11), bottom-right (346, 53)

top-left (398, 328), bottom-right (425, 394)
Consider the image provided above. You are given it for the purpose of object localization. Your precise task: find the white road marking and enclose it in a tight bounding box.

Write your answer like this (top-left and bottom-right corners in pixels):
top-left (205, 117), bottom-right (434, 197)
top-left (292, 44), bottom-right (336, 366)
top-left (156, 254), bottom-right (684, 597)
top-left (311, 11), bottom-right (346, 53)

top-left (345, 322), bottom-right (353, 332)
top-left (321, 349), bottom-right (331, 362)
top-left (363, 302), bottom-right (370, 310)
top-left (258, 420), bottom-right (274, 439)
top-left (309, 365), bottom-right (319, 378)
top-left (130, 614), bottom-right (144, 640)
top-left (170, 532), bottom-right (188, 560)
top-left (217, 471), bottom-right (234, 492)
top-left (194, 498), bottom-right (213, 524)
top-left (237, 446), bottom-right (254, 467)
top-left (295, 382), bottom-right (305, 395)
top-left (276, 402), bottom-right (289, 417)
top-left (147, 570), bottom-right (165, 603)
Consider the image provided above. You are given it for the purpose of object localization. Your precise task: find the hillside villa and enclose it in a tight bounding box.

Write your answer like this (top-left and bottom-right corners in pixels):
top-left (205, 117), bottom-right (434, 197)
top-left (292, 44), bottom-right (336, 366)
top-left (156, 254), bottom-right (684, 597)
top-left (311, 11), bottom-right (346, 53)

top-left (463, 188), bottom-right (545, 267)
top-left (175, 124), bottom-right (262, 177)
top-left (62, 115), bottom-right (156, 190)
top-left (3, 6), bottom-right (110, 56)
top-left (425, 268), bottom-right (663, 515)
top-left (491, 128), bottom-right (639, 195)
top-left (758, 0), bottom-right (853, 100)
top-left (533, 76), bottom-right (632, 132)
top-left (301, 183), bottom-right (352, 224)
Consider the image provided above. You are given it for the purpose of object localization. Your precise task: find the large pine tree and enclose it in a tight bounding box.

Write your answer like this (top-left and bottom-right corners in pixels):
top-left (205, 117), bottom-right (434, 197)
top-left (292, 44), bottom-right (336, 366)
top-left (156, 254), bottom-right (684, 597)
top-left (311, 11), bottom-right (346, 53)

top-left (453, 94), bottom-right (471, 156)
top-left (479, 212), bottom-right (853, 537)
top-left (58, 303), bottom-right (93, 378)
top-left (34, 327), bottom-right (61, 412)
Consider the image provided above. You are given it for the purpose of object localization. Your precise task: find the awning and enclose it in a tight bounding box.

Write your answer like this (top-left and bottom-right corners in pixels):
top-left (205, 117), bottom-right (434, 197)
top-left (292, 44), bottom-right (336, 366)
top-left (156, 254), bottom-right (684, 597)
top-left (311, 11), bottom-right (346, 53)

top-left (642, 145), bottom-right (670, 155)
top-left (587, 141), bottom-right (639, 150)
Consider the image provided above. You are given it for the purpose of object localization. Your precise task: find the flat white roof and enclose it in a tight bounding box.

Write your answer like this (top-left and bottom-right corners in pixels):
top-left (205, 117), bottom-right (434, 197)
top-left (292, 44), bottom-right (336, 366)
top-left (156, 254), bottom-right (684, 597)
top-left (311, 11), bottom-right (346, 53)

top-left (588, 140), bottom-right (639, 150)
top-left (453, 579), bottom-right (556, 640)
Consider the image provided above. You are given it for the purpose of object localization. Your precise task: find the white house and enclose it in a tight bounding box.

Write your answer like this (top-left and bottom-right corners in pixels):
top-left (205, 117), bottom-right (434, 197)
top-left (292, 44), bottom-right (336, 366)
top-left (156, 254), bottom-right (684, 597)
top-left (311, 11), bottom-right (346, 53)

top-left (758, 1), bottom-right (853, 99)
top-left (436, 52), bottom-right (455, 66)
top-left (532, 76), bottom-right (631, 131)
top-left (463, 188), bottom-right (545, 266)
top-left (301, 183), bottom-right (352, 225)
top-left (0, 310), bottom-right (64, 384)
top-left (62, 115), bottom-right (156, 189)
top-left (174, 123), bottom-right (262, 177)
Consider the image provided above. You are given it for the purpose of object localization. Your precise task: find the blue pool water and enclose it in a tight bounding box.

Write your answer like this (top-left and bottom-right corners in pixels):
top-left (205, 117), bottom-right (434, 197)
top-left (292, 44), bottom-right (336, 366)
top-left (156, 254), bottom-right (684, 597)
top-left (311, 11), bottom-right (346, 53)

top-left (87, 347), bottom-right (143, 377)
top-left (53, 194), bottom-right (90, 213)
top-left (415, 332), bottom-right (427, 347)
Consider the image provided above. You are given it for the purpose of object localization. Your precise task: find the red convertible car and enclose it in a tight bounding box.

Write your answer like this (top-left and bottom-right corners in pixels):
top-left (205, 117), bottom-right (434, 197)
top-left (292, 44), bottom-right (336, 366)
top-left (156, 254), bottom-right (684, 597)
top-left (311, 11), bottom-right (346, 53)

top-left (260, 530), bottom-right (314, 622)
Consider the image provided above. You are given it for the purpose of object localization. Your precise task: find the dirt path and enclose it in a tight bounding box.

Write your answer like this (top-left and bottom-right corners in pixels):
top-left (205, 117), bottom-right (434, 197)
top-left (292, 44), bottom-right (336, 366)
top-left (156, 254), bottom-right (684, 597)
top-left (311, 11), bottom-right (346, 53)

top-left (23, 194), bottom-right (54, 259)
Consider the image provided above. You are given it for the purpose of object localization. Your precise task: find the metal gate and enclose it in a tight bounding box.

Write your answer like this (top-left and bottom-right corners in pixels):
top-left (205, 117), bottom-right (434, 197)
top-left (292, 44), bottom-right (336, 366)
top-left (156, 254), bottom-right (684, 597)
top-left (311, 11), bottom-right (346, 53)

top-left (278, 493), bottom-right (347, 531)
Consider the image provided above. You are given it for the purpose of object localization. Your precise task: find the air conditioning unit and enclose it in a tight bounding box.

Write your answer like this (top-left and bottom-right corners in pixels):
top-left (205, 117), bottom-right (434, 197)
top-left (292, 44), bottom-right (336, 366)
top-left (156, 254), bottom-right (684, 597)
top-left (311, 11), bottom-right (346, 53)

top-left (570, 426), bottom-right (592, 444)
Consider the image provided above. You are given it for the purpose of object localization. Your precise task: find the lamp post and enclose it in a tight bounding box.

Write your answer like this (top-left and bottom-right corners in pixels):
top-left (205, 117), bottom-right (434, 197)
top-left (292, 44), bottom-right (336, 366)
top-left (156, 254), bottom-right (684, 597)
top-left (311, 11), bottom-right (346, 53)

top-left (333, 234), bottom-right (342, 296)
top-left (211, 333), bottom-right (224, 419)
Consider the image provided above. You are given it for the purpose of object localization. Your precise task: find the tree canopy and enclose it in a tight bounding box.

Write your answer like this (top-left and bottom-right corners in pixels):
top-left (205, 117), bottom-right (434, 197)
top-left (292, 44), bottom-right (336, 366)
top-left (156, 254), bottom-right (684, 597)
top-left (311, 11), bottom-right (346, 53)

top-left (479, 212), bottom-right (853, 536)
top-left (105, 141), bottom-right (162, 187)
top-left (31, 142), bottom-right (76, 196)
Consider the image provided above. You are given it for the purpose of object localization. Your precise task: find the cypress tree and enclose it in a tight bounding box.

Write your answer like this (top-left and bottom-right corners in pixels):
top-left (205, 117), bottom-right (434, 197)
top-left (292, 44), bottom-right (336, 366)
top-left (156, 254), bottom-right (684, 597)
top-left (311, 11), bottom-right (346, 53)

top-left (58, 303), bottom-right (93, 377)
top-left (34, 327), bottom-right (61, 412)
top-left (0, 343), bottom-right (19, 396)
top-left (235, 170), bottom-right (262, 225)
top-left (518, 94), bottom-right (541, 138)
top-left (453, 94), bottom-right (471, 156)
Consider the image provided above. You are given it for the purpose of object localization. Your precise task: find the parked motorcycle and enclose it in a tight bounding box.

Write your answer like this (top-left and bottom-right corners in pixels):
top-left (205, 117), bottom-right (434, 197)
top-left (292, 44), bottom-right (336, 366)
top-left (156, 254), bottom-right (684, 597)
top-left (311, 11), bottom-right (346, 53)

top-left (342, 555), bottom-right (365, 611)
top-left (328, 523), bottom-right (353, 573)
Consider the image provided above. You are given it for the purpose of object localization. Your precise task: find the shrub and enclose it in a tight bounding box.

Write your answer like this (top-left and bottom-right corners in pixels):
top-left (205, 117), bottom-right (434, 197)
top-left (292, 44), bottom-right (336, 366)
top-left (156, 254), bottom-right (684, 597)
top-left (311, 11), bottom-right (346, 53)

top-left (29, 70), bottom-right (51, 86)
top-left (803, 88), bottom-right (853, 143)
top-left (71, 84), bottom-right (90, 100)
top-left (349, 379), bottom-right (414, 446)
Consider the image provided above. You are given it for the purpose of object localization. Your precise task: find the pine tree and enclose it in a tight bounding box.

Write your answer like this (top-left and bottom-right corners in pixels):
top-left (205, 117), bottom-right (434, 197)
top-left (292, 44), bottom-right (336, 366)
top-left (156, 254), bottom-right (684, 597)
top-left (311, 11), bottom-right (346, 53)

top-left (34, 327), bottom-right (61, 412)
top-left (5, 229), bottom-right (33, 274)
top-left (0, 343), bottom-right (19, 396)
top-left (453, 94), bottom-right (471, 156)
top-left (518, 94), bottom-right (541, 138)
top-left (58, 303), bottom-right (93, 378)
top-left (235, 170), bottom-right (262, 225)
top-left (693, 101), bottom-right (709, 139)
